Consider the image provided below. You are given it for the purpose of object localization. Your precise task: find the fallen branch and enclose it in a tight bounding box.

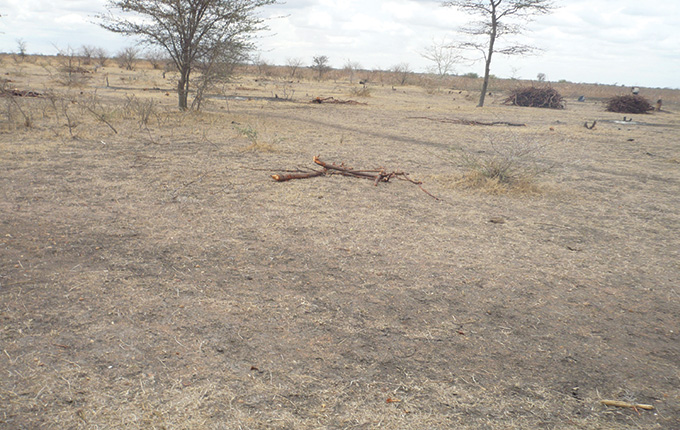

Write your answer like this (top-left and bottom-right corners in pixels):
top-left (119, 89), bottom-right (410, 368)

top-left (271, 170), bottom-right (325, 182)
top-left (584, 120), bottom-right (597, 130)
top-left (600, 400), bottom-right (654, 410)
top-left (311, 97), bottom-right (367, 105)
top-left (1, 88), bottom-right (43, 98)
top-left (271, 156), bottom-right (439, 200)
top-left (409, 116), bottom-right (525, 127)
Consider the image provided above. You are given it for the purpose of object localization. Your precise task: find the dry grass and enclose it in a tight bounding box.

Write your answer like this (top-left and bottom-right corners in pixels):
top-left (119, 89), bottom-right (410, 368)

top-left (1, 55), bottom-right (679, 430)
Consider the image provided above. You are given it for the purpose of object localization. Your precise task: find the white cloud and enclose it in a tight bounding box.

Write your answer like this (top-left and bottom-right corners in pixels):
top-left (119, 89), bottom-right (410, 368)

top-left (0, 0), bottom-right (677, 88)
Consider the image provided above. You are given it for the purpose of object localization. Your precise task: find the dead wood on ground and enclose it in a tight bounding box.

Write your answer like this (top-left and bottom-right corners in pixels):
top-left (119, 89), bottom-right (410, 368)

top-left (600, 400), bottom-right (654, 410)
top-left (606, 95), bottom-right (654, 114)
top-left (504, 86), bottom-right (565, 109)
top-left (271, 156), bottom-right (439, 200)
top-left (409, 116), bottom-right (526, 127)
top-left (311, 97), bottom-right (367, 105)
top-left (1, 88), bottom-right (43, 98)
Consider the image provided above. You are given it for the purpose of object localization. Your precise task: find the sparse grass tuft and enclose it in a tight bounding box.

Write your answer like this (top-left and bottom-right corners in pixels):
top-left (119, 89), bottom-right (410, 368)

top-left (234, 122), bottom-right (281, 152)
top-left (454, 136), bottom-right (550, 194)
top-left (349, 85), bottom-right (371, 97)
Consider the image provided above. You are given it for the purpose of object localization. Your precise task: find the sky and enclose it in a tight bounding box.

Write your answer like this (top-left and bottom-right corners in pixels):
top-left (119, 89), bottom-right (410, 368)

top-left (0, 0), bottom-right (678, 88)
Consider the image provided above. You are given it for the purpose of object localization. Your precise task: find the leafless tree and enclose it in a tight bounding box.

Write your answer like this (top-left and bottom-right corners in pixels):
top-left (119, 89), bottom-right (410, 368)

top-left (16, 39), bottom-right (27, 59)
top-left (312, 55), bottom-right (330, 80)
top-left (391, 63), bottom-right (412, 86)
top-left (286, 57), bottom-right (303, 79)
top-left (146, 49), bottom-right (170, 70)
top-left (117, 46), bottom-right (139, 70)
top-left (80, 45), bottom-right (98, 65)
top-left (343, 60), bottom-right (362, 83)
top-left (442, 0), bottom-right (555, 107)
top-left (93, 47), bottom-right (109, 66)
top-left (536, 72), bottom-right (546, 82)
top-left (421, 39), bottom-right (459, 78)
top-left (99, 0), bottom-right (277, 110)
top-left (251, 52), bottom-right (270, 76)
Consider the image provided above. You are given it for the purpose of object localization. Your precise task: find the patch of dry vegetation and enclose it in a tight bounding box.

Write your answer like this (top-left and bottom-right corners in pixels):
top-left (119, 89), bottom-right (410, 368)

top-left (1, 55), bottom-right (679, 430)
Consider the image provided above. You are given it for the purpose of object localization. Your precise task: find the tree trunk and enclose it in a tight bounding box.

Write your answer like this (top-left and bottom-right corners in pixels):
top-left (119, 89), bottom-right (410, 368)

top-left (478, 4), bottom-right (498, 108)
top-left (177, 66), bottom-right (191, 110)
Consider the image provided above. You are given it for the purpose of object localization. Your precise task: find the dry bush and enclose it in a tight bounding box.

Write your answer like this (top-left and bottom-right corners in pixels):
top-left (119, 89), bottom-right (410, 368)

top-left (349, 85), bottom-right (371, 97)
top-left (504, 86), bottom-right (565, 109)
top-left (123, 95), bottom-right (157, 127)
top-left (234, 121), bottom-right (281, 152)
top-left (606, 94), bottom-right (654, 113)
top-left (117, 47), bottom-right (139, 71)
top-left (455, 136), bottom-right (549, 194)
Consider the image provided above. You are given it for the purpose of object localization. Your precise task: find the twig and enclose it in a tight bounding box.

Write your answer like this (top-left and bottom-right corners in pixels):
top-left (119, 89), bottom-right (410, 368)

top-left (81, 103), bottom-right (118, 134)
top-left (600, 400), bottom-right (654, 410)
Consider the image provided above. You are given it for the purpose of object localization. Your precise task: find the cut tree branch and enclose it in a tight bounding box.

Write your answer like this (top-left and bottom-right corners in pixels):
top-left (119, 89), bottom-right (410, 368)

top-left (271, 156), bottom-right (439, 200)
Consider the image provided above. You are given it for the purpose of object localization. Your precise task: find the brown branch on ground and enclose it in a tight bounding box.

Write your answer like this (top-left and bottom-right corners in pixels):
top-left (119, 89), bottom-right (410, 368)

top-left (271, 170), bottom-right (326, 181)
top-left (0, 88), bottom-right (44, 98)
top-left (409, 116), bottom-right (526, 127)
top-left (271, 156), bottom-right (439, 200)
top-left (311, 97), bottom-right (367, 105)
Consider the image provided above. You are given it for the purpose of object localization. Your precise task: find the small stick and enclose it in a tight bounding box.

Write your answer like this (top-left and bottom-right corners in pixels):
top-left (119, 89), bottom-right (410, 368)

top-left (271, 170), bottom-right (325, 182)
top-left (600, 400), bottom-right (654, 410)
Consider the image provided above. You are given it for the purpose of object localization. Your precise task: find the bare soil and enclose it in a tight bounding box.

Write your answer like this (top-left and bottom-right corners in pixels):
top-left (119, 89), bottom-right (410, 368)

top-left (1, 59), bottom-right (679, 429)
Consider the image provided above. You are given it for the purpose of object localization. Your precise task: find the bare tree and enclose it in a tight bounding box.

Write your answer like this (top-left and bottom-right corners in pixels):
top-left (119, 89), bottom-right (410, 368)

top-left (146, 49), bottom-right (169, 70)
top-left (286, 57), bottom-right (304, 79)
top-left (99, 0), bottom-right (277, 110)
top-left (15, 39), bottom-right (27, 59)
top-left (251, 52), bottom-right (270, 76)
top-left (312, 55), bottom-right (330, 80)
top-left (536, 72), bottom-right (546, 82)
top-left (93, 47), bottom-right (109, 66)
top-left (442, 0), bottom-right (555, 107)
top-left (421, 39), bottom-right (459, 78)
top-left (343, 59), bottom-right (362, 83)
top-left (117, 46), bottom-right (139, 70)
top-left (80, 45), bottom-right (97, 65)
top-left (391, 63), bottom-right (412, 86)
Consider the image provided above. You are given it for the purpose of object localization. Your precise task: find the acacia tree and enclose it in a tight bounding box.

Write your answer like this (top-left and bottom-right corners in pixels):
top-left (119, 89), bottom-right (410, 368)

top-left (442, 0), bottom-right (555, 107)
top-left (312, 55), bottom-right (330, 80)
top-left (99, 0), bottom-right (276, 110)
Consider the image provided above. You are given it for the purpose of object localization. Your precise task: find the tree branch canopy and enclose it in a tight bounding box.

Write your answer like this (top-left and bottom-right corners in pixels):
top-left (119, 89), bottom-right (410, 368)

top-left (98, 0), bottom-right (277, 110)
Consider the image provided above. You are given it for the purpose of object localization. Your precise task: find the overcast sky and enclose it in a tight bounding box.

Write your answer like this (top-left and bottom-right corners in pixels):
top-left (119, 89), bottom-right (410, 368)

top-left (1, 0), bottom-right (678, 88)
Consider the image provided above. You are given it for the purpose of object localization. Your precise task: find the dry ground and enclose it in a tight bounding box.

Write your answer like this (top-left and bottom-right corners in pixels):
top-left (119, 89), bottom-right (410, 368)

top-left (1, 58), bottom-right (679, 429)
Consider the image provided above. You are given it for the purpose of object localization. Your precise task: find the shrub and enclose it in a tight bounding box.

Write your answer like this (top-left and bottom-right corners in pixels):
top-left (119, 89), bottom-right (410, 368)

top-left (606, 95), bottom-right (654, 114)
top-left (504, 86), bottom-right (565, 109)
top-left (455, 136), bottom-right (549, 194)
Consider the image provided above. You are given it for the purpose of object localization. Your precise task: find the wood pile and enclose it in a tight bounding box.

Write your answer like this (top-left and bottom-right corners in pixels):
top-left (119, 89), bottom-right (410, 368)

top-left (503, 86), bottom-right (565, 109)
top-left (606, 95), bottom-right (654, 114)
